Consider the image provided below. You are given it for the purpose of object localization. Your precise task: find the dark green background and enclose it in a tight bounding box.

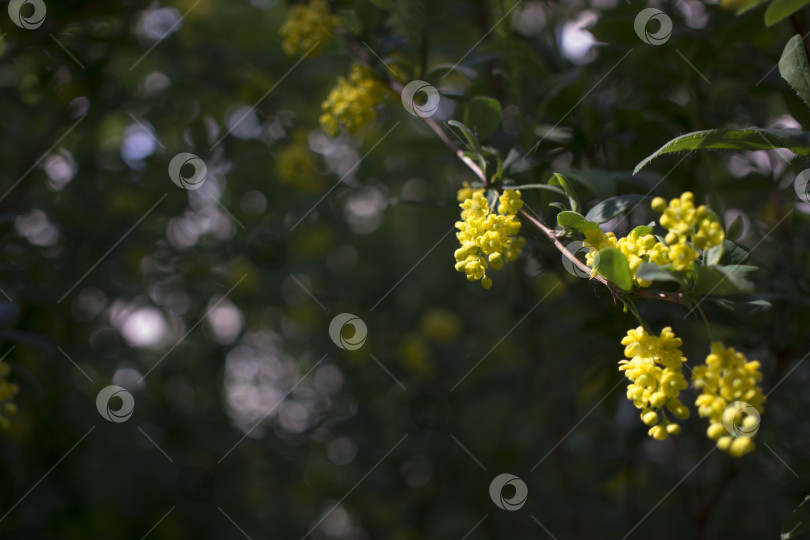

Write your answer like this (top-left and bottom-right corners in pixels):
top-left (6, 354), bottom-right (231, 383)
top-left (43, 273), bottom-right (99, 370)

top-left (0, 0), bottom-right (808, 538)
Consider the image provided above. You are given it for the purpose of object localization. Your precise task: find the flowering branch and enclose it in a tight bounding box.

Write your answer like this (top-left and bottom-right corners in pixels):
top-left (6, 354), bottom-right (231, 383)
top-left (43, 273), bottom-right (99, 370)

top-left (336, 26), bottom-right (684, 304)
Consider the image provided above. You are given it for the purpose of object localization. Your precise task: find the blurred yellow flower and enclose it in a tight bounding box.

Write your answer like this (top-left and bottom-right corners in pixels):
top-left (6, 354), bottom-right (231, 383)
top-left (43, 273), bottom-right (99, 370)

top-left (320, 65), bottom-right (392, 137)
top-left (419, 309), bottom-right (462, 343)
top-left (279, 0), bottom-right (338, 57)
top-left (0, 359), bottom-right (19, 430)
top-left (276, 130), bottom-right (323, 193)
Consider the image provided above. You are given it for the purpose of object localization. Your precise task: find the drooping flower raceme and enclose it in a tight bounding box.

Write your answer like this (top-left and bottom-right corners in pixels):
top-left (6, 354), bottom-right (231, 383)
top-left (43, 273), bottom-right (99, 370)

top-left (619, 326), bottom-right (690, 440)
top-left (692, 342), bottom-right (765, 457)
top-left (279, 0), bottom-right (338, 57)
top-left (320, 65), bottom-right (391, 137)
top-left (454, 185), bottom-right (525, 289)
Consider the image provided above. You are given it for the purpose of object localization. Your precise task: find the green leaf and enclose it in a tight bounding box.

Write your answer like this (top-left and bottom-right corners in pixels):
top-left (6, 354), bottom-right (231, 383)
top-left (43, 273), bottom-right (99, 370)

top-left (585, 194), bottom-right (649, 223)
top-left (425, 62), bottom-right (478, 80)
top-left (633, 128), bottom-right (810, 174)
top-left (511, 183), bottom-right (568, 196)
top-left (562, 169), bottom-right (616, 200)
top-left (503, 147), bottom-right (534, 174)
top-left (781, 495), bottom-right (810, 539)
top-left (734, 0), bottom-right (770, 14)
top-left (557, 211), bottom-right (598, 234)
top-left (534, 124), bottom-right (573, 144)
top-left (766, 0), bottom-right (810, 26)
top-left (635, 262), bottom-right (684, 285)
top-left (720, 239), bottom-right (750, 265)
top-left (463, 96), bottom-right (502, 141)
top-left (630, 225), bottom-right (653, 236)
top-left (447, 120), bottom-right (483, 157)
top-left (705, 244), bottom-right (724, 266)
top-left (712, 298), bottom-right (772, 314)
top-left (485, 189), bottom-right (499, 208)
top-left (594, 247), bottom-right (633, 291)
top-left (779, 35), bottom-right (810, 110)
top-left (693, 264), bottom-right (757, 296)
top-left (726, 214), bottom-right (744, 241)
top-left (549, 173), bottom-right (580, 213)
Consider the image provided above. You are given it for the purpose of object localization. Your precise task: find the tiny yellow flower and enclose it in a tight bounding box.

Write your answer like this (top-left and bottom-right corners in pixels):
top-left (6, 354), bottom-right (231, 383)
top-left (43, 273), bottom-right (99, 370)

top-left (497, 189), bottom-right (524, 215)
top-left (658, 192), bottom-right (696, 236)
top-left (667, 240), bottom-right (696, 271)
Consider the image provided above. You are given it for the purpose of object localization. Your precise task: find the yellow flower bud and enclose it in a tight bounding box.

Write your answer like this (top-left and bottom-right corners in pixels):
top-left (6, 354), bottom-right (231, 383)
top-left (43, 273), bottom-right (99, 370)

top-left (707, 422), bottom-right (726, 440)
top-left (642, 411), bottom-right (659, 425)
top-left (650, 392), bottom-right (667, 408)
top-left (729, 436), bottom-right (754, 457)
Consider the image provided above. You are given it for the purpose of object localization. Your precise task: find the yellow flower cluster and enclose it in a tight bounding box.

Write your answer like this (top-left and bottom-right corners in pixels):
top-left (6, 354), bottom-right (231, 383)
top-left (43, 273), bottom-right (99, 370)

top-left (453, 184), bottom-right (525, 289)
top-left (584, 227), bottom-right (670, 287)
top-left (619, 326), bottom-right (689, 440)
top-left (652, 191), bottom-right (724, 269)
top-left (692, 342), bottom-right (765, 457)
top-left (276, 131), bottom-right (323, 193)
top-left (279, 0), bottom-right (338, 57)
top-left (320, 65), bottom-right (391, 137)
top-left (616, 230), bottom-right (671, 286)
top-left (583, 192), bottom-right (726, 286)
top-left (0, 360), bottom-right (18, 430)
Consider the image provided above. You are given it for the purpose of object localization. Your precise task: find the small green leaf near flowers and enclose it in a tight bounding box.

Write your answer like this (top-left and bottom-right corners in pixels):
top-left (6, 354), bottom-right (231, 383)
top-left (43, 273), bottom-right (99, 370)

top-left (594, 247), bottom-right (633, 291)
